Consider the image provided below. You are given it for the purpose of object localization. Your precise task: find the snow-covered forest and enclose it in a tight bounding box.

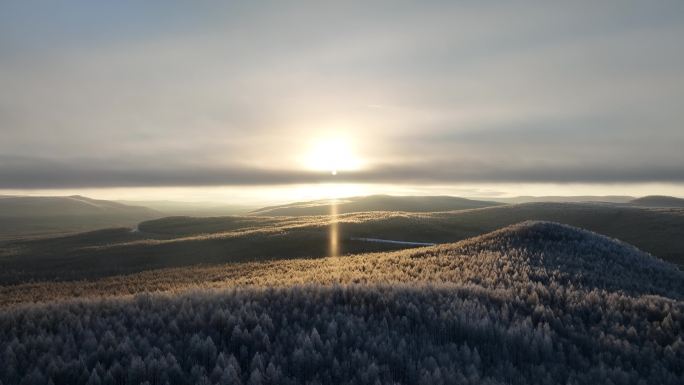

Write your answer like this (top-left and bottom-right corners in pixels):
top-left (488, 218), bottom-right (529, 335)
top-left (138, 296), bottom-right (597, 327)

top-left (2, 283), bottom-right (682, 385)
top-left (1, 222), bottom-right (682, 384)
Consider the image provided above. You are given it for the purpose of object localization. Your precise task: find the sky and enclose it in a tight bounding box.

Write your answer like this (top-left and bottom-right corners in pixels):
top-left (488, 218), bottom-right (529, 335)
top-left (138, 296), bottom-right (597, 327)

top-left (1, 1), bottom-right (683, 203)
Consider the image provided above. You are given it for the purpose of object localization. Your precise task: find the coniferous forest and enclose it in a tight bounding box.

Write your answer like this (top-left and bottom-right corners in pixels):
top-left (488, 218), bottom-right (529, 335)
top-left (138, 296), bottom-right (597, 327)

top-left (1, 222), bottom-right (682, 385)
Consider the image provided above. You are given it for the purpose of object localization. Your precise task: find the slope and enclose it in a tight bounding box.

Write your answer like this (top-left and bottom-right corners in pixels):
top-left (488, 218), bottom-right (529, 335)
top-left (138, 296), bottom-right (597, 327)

top-left (3, 221), bottom-right (682, 306)
top-left (630, 195), bottom-right (684, 207)
top-left (1, 222), bottom-right (682, 384)
top-left (250, 194), bottom-right (503, 216)
top-left (0, 195), bottom-right (162, 239)
top-left (490, 195), bottom-right (634, 204)
top-left (2, 202), bottom-right (684, 283)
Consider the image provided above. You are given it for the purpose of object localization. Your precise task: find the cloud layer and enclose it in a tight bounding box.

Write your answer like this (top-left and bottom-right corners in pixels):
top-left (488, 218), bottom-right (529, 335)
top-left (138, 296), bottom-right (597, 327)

top-left (1, 1), bottom-right (683, 188)
top-left (2, 155), bottom-right (683, 189)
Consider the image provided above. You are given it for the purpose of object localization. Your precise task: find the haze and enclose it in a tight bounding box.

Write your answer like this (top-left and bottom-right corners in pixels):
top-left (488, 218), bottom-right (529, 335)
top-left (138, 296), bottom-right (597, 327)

top-left (1, 1), bottom-right (683, 203)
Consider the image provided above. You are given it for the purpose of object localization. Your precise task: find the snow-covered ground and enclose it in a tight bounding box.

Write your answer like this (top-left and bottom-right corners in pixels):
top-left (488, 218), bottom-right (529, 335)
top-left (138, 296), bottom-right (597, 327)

top-left (350, 237), bottom-right (435, 246)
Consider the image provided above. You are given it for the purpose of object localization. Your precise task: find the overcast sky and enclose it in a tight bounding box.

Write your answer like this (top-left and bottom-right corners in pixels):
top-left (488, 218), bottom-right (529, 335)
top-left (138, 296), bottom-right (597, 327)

top-left (1, 1), bottom-right (683, 199)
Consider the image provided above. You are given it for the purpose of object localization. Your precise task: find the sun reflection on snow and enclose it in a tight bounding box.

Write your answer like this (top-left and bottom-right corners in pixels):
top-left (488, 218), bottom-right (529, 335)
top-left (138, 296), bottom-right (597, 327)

top-left (329, 199), bottom-right (339, 257)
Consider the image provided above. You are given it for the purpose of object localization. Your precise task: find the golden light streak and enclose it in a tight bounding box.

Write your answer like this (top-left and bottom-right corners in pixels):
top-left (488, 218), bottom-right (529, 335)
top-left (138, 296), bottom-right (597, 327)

top-left (329, 199), bottom-right (339, 257)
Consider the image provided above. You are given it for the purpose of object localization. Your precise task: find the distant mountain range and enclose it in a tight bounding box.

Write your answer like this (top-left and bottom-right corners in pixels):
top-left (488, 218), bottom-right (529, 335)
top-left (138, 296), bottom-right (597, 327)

top-left (250, 194), bottom-right (503, 216)
top-left (0, 195), bottom-right (162, 239)
top-left (251, 194), bottom-right (684, 216)
top-left (2, 193), bottom-right (683, 241)
top-left (117, 199), bottom-right (255, 216)
top-left (489, 195), bottom-right (635, 204)
top-left (629, 195), bottom-right (684, 207)
top-left (3, 200), bottom-right (684, 284)
top-left (490, 195), bottom-right (684, 207)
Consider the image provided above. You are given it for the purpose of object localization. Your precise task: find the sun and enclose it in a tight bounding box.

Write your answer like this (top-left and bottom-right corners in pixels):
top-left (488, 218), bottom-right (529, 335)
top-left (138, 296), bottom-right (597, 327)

top-left (304, 136), bottom-right (362, 175)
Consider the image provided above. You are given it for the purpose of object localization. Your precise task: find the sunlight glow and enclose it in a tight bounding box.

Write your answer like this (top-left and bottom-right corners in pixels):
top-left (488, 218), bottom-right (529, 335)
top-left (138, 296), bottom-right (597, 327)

top-left (304, 136), bottom-right (362, 175)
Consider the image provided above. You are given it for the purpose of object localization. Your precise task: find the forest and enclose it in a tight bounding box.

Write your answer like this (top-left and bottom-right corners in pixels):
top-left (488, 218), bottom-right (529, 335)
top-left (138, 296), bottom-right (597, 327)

top-left (2, 284), bottom-right (682, 385)
top-left (1, 222), bottom-right (682, 384)
top-left (2, 203), bottom-right (684, 285)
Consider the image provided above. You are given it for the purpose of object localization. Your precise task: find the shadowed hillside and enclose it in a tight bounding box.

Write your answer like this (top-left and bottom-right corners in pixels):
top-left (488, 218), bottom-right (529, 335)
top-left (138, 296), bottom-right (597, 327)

top-left (0, 195), bottom-right (162, 239)
top-left (3, 221), bottom-right (682, 306)
top-left (250, 195), bottom-right (503, 216)
top-left (2, 202), bottom-right (684, 283)
top-left (118, 200), bottom-right (255, 217)
top-left (490, 195), bottom-right (634, 204)
top-left (1, 222), bottom-right (682, 384)
top-left (630, 195), bottom-right (684, 207)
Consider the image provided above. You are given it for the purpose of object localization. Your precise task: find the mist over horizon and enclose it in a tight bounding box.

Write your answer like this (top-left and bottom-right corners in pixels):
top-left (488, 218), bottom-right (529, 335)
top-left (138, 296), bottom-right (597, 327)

top-left (2, 1), bottom-right (684, 201)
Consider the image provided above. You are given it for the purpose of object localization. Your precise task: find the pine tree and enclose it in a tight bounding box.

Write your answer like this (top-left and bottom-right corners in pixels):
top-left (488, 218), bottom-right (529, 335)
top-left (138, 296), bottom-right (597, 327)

top-left (86, 369), bottom-right (101, 385)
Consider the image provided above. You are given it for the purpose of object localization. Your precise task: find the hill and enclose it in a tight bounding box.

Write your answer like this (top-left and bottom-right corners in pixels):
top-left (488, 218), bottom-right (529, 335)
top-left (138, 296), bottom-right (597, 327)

top-left (1, 222), bottom-right (682, 384)
top-left (0, 195), bottom-right (162, 239)
top-left (117, 199), bottom-right (256, 216)
top-left (2, 202), bottom-right (683, 283)
top-left (0, 195), bottom-right (160, 217)
top-left (4, 221), bottom-right (682, 306)
top-left (490, 195), bottom-right (634, 204)
top-left (250, 195), bottom-right (503, 216)
top-left (630, 195), bottom-right (684, 207)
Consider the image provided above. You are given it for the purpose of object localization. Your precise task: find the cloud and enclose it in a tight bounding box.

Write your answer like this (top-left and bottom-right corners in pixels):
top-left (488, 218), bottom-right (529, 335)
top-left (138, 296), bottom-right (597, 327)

top-left (1, 155), bottom-right (683, 189)
top-left (1, 1), bottom-right (683, 189)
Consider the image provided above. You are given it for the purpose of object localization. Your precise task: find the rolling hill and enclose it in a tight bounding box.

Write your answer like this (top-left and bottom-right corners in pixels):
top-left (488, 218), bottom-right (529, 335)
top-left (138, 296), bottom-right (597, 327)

top-left (490, 195), bottom-right (635, 204)
top-left (249, 195), bottom-right (503, 216)
top-left (0, 195), bottom-right (162, 239)
top-left (3, 221), bottom-right (682, 306)
top-left (1, 222), bottom-right (682, 384)
top-left (117, 200), bottom-right (256, 217)
top-left (630, 195), bottom-right (684, 207)
top-left (2, 202), bottom-right (684, 284)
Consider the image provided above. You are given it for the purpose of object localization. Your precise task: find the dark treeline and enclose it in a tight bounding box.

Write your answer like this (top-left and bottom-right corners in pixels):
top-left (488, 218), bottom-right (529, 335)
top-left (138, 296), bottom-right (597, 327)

top-left (1, 284), bottom-right (682, 385)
